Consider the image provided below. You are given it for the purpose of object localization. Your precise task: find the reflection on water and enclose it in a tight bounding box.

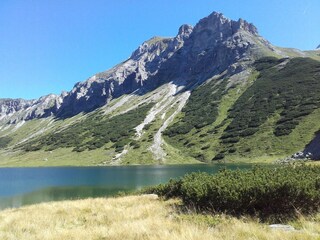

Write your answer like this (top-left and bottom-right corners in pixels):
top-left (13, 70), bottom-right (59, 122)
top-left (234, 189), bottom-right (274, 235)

top-left (0, 163), bottom-right (256, 209)
top-left (0, 186), bottom-right (130, 209)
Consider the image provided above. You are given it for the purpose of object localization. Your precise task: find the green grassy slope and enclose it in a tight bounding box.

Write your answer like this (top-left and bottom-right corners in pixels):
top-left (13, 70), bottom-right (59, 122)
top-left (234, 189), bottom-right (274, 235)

top-left (0, 103), bottom-right (155, 166)
top-left (164, 57), bottom-right (320, 162)
top-left (21, 104), bottom-right (153, 153)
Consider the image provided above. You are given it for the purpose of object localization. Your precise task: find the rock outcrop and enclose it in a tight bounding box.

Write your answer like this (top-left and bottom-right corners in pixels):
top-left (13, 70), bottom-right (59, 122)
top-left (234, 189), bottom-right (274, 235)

top-left (0, 95), bottom-right (63, 124)
top-left (56, 24), bottom-right (194, 117)
top-left (303, 132), bottom-right (320, 160)
top-left (0, 99), bottom-right (32, 116)
top-left (141, 12), bottom-right (274, 89)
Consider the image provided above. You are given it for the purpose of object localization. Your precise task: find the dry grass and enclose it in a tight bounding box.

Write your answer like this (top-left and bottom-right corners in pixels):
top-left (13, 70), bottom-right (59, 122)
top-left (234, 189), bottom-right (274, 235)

top-left (0, 195), bottom-right (319, 240)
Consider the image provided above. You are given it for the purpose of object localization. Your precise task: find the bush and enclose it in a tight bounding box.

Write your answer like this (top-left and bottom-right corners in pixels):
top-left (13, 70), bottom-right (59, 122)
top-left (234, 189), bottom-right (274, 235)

top-left (240, 128), bottom-right (258, 137)
top-left (228, 147), bottom-right (237, 153)
top-left (201, 145), bottom-right (210, 150)
top-left (115, 146), bottom-right (124, 153)
top-left (129, 141), bottom-right (141, 149)
top-left (0, 136), bottom-right (12, 148)
top-left (145, 166), bottom-right (320, 220)
top-left (221, 137), bottom-right (240, 144)
top-left (144, 179), bottom-right (182, 199)
top-left (212, 152), bottom-right (225, 160)
top-left (112, 139), bottom-right (130, 149)
top-left (143, 123), bottom-right (152, 131)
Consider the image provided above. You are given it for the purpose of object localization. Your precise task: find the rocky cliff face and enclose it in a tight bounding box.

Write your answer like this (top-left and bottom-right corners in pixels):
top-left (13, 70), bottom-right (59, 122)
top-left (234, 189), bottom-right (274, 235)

top-left (0, 11), bottom-right (275, 121)
top-left (141, 12), bottom-right (274, 89)
top-left (55, 24), bottom-right (194, 117)
top-left (0, 99), bottom-right (32, 124)
top-left (0, 94), bottom-right (63, 124)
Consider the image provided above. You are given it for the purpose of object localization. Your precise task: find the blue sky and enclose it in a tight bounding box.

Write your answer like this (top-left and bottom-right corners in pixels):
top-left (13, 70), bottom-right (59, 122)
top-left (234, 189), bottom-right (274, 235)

top-left (0, 0), bottom-right (319, 99)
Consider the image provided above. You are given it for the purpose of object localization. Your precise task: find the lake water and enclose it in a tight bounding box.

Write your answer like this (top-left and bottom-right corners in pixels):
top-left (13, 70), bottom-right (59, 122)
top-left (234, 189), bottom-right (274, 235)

top-left (0, 163), bottom-right (255, 209)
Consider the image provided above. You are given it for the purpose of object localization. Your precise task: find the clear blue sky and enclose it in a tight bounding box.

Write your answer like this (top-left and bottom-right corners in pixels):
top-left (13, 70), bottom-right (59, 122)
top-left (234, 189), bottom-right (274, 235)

top-left (1, 0), bottom-right (319, 100)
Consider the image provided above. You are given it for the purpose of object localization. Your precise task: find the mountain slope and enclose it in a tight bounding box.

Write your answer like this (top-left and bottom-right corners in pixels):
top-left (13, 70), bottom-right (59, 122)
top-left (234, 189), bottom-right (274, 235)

top-left (164, 57), bottom-right (320, 162)
top-left (0, 12), bottom-right (320, 166)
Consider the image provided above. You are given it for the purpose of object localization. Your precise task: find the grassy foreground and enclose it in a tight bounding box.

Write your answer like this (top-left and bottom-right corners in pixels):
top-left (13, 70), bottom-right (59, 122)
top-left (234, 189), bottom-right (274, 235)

top-left (0, 195), bottom-right (320, 240)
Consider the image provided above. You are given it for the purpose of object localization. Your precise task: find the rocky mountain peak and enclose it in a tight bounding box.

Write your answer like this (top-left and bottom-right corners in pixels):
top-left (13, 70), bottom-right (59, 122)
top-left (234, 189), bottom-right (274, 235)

top-left (130, 24), bottom-right (193, 61)
top-left (130, 36), bottom-right (175, 63)
top-left (182, 11), bottom-right (265, 64)
top-left (0, 98), bottom-right (32, 116)
top-left (193, 11), bottom-right (258, 39)
top-left (177, 24), bottom-right (193, 41)
top-left (317, 44), bottom-right (320, 50)
top-left (193, 12), bottom-right (230, 35)
top-left (234, 18), bottom-right (258, 35)
top-left (0, 94), bottom-right (63, 124)
top-left (194, 12), bottom-right (258, 38)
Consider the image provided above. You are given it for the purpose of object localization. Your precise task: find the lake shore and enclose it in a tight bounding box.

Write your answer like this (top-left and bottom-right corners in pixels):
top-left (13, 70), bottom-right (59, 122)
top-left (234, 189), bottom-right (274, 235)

top-left (0, 163), bottom-right (259, 210)
top-left (0, 195), bottom-right (319, 240)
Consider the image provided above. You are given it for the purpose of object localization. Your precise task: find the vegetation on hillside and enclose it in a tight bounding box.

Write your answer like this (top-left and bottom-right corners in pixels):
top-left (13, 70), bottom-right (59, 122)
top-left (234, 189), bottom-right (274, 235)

top-left (21, 103), bottom-right (153, 153)
top-left (0, 136), bottom-right (12, 149)
top-left (164, 79), bottom-right (228, 137)
top-left (222, 57), bottom-right (320, 142)
top-left (163, 57), bottom-right (320, 161)
top-left (146, 165), bottom-right (320, 220)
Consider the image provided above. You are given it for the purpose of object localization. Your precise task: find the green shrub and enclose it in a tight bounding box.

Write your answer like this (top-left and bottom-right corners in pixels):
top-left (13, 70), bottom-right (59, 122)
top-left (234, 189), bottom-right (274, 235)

top-left (112, 139), bottom-right (130, 149)
top-left (143, 123), bottom-right (152, 131)
top-left (201, 145), bottom-right (210, 150)
top-left (24, 145), bottom-right (42, 152)
top-left (254, 57), bottom-right (284, 71)
top-left (129, 140), bottom-right (141, 149)
top-left (212, 152), bottom-right (225, 160)
top-left (144, 179), bottom-right (182, 199)
top-left (228, 147), bottom-right (237, 153)
top-left (145, 166), bottom-right (320, 220)
top-left (221, 137), bottom-right (240, 144)
top-left (115, 146), bottom-right (124, 152)
top-left (0, 136), bottom-right (12, 148)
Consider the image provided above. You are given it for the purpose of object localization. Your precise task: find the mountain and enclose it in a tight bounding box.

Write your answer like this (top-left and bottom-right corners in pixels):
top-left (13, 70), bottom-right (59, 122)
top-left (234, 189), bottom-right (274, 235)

top-left (0, 12), bottom-right (320, 166)
top-left (0, 95), bottom-right (64, 124)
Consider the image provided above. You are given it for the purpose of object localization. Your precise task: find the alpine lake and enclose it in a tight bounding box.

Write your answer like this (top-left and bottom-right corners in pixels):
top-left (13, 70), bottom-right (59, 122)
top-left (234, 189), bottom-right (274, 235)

top-left (0, 163), bottom-right (258, 210)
